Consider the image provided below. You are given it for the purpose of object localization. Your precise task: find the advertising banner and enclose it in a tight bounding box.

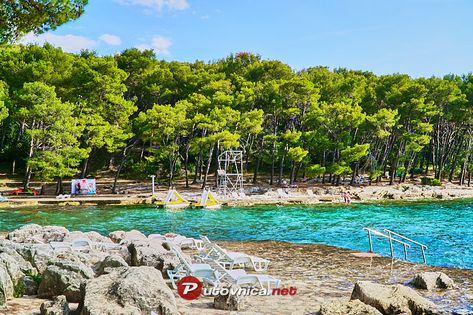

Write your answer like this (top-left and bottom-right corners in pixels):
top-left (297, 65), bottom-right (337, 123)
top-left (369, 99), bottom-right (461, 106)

top-left (71, 179), bottom-right (96, 195)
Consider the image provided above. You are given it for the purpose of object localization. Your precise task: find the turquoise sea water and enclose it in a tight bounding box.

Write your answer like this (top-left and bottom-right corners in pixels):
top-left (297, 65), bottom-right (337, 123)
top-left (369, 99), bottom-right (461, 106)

top-left (0, 200), bottom-right (472, 269)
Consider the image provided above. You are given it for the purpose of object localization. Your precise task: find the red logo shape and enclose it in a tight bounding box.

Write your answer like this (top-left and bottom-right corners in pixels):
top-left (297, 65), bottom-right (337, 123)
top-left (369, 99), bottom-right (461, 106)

top-left (177, 276), bottom-right (203, 300)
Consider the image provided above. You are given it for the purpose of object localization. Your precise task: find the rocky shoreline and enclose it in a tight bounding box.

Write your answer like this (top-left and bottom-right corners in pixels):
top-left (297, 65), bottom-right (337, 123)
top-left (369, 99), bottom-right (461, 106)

top-left (0, 225), bottom-right (471, 314)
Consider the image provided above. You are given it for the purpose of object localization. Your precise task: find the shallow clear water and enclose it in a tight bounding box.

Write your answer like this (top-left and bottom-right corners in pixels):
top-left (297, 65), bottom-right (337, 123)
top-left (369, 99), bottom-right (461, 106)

top-left (0, 200), bottom-right (472, 269)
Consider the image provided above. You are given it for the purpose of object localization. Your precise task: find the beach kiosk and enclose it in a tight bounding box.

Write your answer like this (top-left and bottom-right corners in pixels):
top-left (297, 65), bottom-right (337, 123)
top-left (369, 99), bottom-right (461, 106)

top-left (193, 189), bottom-right (222, 209)
top-left (156, 190), bottom-right (190, 209)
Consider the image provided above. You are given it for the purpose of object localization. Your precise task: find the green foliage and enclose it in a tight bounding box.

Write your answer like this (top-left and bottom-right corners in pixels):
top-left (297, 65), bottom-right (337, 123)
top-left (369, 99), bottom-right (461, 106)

top-left (14, 282), bottom-right (24, 298)
top-left (306, 164), bottom-right (326, 177)
top-left (25, 270), bottom-right (42, 286)
top-left (0, 43), bottom-right (471, 187)
top-left (287, 146), bottom-right (308, 163)
top-left (0, 1), bottom-right (89, 43)
top-left (421, 177), bottom-right (442, 186)
top-left (341, 144), bottom-right (370, 164)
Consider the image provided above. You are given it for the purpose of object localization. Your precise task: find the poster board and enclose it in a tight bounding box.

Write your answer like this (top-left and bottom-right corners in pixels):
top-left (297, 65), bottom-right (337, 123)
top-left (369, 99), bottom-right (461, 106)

top-left (71, 179), bottom-right (96, 195)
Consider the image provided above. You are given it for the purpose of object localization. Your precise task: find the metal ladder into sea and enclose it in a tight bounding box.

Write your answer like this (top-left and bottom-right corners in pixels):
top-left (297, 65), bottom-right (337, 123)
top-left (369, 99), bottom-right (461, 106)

top-left (362, 228), bottom-right (428, 264)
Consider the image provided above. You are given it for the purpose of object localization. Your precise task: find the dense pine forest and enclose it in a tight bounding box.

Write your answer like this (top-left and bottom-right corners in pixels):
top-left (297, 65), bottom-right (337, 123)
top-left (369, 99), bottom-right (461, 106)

top-left (0, 44), bottom-right (472, 192)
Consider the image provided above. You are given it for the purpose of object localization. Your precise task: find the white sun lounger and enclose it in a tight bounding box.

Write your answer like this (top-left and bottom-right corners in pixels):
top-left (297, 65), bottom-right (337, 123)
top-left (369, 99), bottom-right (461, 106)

top-left (50, 238), bottom-right (121, 252)
top-left (277, 188), bottom-right (289, 198)
top-left (167, 245), bottom-right (217, 289)
top-left (148, 234), bottom-right (203, 250)
top-left (199, 236), bottom-right (270, 272)
top-left (202, 258), bottom-right (280, 289)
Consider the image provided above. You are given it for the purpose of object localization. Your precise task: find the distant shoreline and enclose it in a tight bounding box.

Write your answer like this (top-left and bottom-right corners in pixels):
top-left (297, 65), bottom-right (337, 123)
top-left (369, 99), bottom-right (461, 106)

top-left (1, 182), bottom-right (473, 208)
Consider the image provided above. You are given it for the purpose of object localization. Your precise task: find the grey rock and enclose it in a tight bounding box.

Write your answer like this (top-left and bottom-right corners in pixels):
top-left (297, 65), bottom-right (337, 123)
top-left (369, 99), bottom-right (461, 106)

top-left (0, 264), bottom-right (13, 305)
top-left (38, 260), bottom-right (95, 303)
top-left (122, 230), bottom-right (147, 243)
top-left (41, 226), bottom-right (69, 243)
top-left (108, 231), bottom-right (126, 243)
top-left (410, 272), bottom-right (455, 290)
top-left (0, 253), bottom-right (26, 286)
top-left (319, 300), bottom-right (382, 315)
top-left (22, 275), bottom-right (39, 296)
top-left (437, 272), bottom-right (455, 289)
top-left (128, 242), bottom-right (178, 275)
top-left (7, 224), bottom-right (69, 244)
top-left (40, 295), bottom-right (70, 315)
top-left (7, 224), bottom-right (44, 243)
top-left (351, 281), bottom-right (437, 315)
top-left (214, 289), bottom-right (246, 311)
top-left (96, 255), bottom-right (128, 275)
top-left (79, 266), bottom-right (177, 315)
top-left (85, 231), bottom-right (113, 244)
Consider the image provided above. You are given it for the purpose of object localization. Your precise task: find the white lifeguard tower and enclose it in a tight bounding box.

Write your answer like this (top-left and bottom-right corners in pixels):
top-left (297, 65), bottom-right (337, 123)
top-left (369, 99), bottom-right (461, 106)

top-left (217, 150), bottom-right (244, 195)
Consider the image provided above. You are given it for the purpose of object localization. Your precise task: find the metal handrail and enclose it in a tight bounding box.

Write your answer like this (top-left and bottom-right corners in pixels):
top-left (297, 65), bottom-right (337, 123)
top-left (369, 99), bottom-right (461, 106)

top-left (383, 229), bottom-right (428, 264)
top-left (362, 228), bottom-right (411, 247)
top-left (362, 227), bottom-right (411, 261)
top-left (383, 229), bottom-right (427, 249)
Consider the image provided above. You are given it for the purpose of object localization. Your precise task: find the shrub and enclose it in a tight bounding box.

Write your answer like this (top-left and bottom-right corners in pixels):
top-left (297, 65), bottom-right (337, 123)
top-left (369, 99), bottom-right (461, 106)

top-left (421, 177), bottom-right (442, 186)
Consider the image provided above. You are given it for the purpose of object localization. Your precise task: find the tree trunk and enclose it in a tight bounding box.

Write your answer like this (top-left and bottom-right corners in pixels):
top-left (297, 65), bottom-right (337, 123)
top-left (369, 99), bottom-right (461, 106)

top-left (252, 155), bottom-right (261, 184)
top-left (201, 142), bottom-right (215, 189)
top-left (270, 141), bottom-right (276, 185)
top-left (290, 162), bottom-right (296, 185)
top-left (184, 143), bottom-right (190, 188)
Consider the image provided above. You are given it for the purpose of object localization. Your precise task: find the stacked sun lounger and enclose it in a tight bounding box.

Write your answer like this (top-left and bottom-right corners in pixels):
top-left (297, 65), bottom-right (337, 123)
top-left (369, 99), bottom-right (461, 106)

top-left (167, 235), bottom-right (280, 289)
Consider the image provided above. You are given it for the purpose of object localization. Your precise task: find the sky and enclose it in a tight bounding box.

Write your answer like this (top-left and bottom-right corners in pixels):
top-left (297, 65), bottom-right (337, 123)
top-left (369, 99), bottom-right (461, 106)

top-left (19, 0), bottom-right (473, 77)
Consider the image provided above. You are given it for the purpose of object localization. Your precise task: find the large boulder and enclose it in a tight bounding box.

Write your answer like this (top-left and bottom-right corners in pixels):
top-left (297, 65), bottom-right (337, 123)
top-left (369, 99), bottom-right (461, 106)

top-left (41, 226), bottom-right (69, 243)
top-left (7, 224), bottom-right (69, 244)
top-left (79, 266), bottom-right (177, 315)
top-left (96, 254), bottom-right (128, 275)
top-left (0, 252), bottom-right (25, 286)
top-left (28, 245), bottom-right (55, 274)
top-left (22, 275), bottom-right (39, 296)
top-left (110, 230), bottom-right (147, 244)
top-left (109, 231), bottom-right (126, 243)
top-left (128, 241), bottom-right (178, 276)
top-left (0, 264), bottom-right (13, 305)
top-left (38, 260), bottom-right (95, 303)
top-left (410, 272), bottom-right (455, 290)
top-left (319, 300), bottom-right (382, 315)
top-left (40, 295), bottom-right (70, 315)
top-left (7, 224), bottom-right (44, 243)
top-left (351, 281), bottom-right (437, 315)
top-left (85, 231), bottom-right (113, 244)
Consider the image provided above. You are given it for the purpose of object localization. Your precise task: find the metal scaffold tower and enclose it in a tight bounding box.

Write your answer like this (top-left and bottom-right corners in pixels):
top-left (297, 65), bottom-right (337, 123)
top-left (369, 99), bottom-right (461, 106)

top-left (217, 150), bottom-right (244, 195)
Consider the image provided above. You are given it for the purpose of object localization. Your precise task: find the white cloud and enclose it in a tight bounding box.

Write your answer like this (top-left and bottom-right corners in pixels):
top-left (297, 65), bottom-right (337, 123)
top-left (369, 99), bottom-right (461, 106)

top-left (136, 36), bottom-right (172, 55)
top-left (118, 0), bottom-right (189, 11)
top-left (20, 33), bottom-right (97, 53)
top-left (99, 34), bottom-right (122, 45)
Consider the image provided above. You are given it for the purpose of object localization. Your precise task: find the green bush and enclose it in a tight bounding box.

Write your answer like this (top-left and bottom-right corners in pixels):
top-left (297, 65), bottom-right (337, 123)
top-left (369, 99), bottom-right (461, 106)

top-left (25, 270), bottom-right (42, 286)
top-left (421, 177), bottom-right (442, 186)
top-left (14, 283), bottom-right (24, 298)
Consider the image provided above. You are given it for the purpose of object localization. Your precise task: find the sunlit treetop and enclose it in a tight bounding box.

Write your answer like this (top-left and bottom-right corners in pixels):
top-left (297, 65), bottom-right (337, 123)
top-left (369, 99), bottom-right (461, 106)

top-left (0, 0), bottom-right (88, 43)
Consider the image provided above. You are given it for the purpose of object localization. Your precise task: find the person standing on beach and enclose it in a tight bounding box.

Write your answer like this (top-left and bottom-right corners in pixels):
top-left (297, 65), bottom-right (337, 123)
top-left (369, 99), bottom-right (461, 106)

top-left (344, 191), bottom-right (351, 203)
top-left (344, 191), bottom-right (352, 203)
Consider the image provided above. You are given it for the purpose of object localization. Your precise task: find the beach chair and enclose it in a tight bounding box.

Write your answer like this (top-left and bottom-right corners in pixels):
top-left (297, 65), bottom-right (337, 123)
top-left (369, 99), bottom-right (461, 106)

top-left (277, 188), bottom-right (289, 198)
top-left (239, 191), bottom-right (249, 199)
top-left (202, 258), bottom-right (280, 289)
top-left (199, 236), bottom-right (270, 272)
top-left (167, 245), bottom-right (217, 289)
top-left (149, 234), bottom-right (204, 250)
top-left (307, 189), bottom-right (315, 197)
top-left (49, 241), bottom-right (72, 252)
